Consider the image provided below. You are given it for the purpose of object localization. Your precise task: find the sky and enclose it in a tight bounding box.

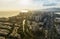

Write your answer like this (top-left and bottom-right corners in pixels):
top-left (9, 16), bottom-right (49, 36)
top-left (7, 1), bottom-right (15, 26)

top-left (0, 0), bottom-right (60, 11)
top-left (0, 0), bottom-right (60, 17)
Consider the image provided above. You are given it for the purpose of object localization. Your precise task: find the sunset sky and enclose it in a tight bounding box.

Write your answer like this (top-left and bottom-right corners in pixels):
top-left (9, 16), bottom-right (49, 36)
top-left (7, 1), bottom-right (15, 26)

top-left (0, 0), bottom-right (60, 17)
top-left (0, 0), bottom-right (60, 11)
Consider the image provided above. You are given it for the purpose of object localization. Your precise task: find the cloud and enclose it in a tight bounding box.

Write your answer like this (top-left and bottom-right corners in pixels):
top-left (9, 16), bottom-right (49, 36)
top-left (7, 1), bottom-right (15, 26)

top-left (43, 3), bottom-right (57, 6)
top-left (32, 0), bottom-right (60, 5)
top-left (41, 0), bottom-right (60, 7)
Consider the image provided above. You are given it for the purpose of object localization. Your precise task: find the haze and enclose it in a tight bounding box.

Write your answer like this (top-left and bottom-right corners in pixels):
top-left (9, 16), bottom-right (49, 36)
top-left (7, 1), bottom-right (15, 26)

top-left (0, 0), bottom-right (60, 17)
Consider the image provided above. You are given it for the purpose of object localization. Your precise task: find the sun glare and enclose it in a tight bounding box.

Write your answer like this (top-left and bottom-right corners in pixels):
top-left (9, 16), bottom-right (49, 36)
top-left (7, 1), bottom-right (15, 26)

top-left (19, 0), bottom-right (30, 6)
top-left (21, 10), bottom-right (28, 13)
